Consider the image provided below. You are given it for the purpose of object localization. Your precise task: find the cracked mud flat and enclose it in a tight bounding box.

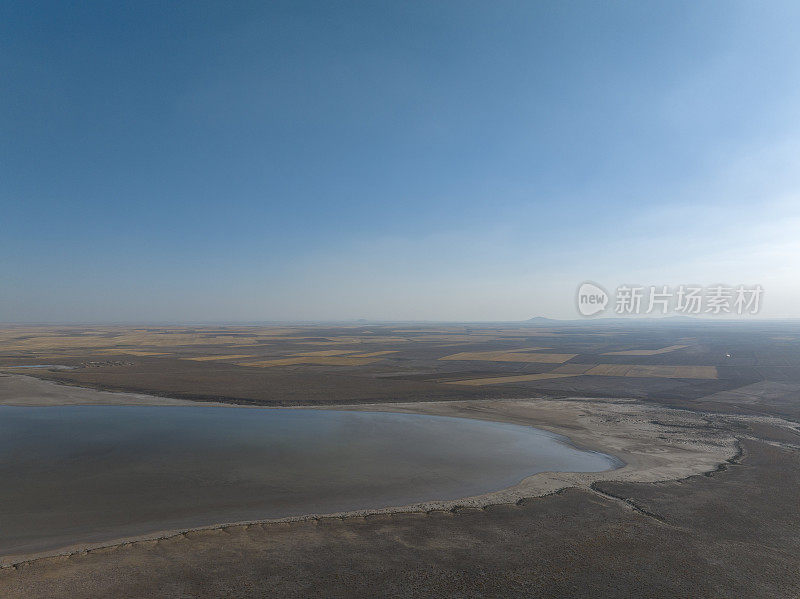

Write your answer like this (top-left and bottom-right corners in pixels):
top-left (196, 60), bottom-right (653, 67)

top-left (1, 374), bottom-right (798, 597)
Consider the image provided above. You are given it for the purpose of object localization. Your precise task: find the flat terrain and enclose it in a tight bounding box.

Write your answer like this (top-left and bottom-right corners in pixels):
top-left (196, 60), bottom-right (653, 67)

top-left (2, 439), bottom-right (797, 599)
top-left (1, 321), bottom-right (798, 415)
top-left (1, 321), bottom-right (799, 597)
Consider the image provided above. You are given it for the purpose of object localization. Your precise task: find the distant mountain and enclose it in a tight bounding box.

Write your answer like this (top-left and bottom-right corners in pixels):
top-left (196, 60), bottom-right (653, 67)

top-left (525, 316), bottom-right (559, 324)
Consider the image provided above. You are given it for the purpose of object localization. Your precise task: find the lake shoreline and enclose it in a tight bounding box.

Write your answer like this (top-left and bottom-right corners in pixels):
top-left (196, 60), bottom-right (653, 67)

top-left (0, 373), bottom-right (744, 568)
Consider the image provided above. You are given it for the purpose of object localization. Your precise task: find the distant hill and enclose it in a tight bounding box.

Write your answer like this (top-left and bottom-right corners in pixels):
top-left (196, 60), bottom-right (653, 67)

top-left (525, 316), bottom-right (559, 324)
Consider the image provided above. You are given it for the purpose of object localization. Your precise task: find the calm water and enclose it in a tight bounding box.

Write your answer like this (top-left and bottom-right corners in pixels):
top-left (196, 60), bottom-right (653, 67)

top-left (0, 406), bottom-right (619, 557)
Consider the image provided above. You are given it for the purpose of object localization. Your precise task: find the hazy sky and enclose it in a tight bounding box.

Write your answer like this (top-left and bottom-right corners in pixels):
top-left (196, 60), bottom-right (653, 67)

top-left (3, 1), bottom-right (800, 322)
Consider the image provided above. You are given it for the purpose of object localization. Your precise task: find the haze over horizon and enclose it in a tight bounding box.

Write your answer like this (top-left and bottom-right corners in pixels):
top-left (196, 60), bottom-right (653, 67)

top-left (4, 1), bottom-right (800, 322)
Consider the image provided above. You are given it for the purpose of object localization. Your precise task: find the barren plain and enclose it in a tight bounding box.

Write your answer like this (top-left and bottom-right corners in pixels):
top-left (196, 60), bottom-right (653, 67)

top-left (1, 321), bottom-right (799, 598)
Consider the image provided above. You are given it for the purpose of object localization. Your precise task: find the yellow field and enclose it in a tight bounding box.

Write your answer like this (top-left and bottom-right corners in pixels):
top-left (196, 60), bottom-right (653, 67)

top-left (291, 350), bottom-right (359, 357)
top-left (295, 337), bottom-right (410, 345)
top-left (585, 364), bottom-right (718, 379)
top-left (391, 329), bottom-right (462, 333)
top-left (552, 363), bottom-right (596, 374)
top-left (446, 373), bottom-right (578, 386)
top-left (301, 356), bottom-right (385, 366)
top-left (236, 358), bottom-right (309, 367)
top-left (0, 326), bottom-right (313, 353)
top-left (602, 345), bottom-right (688, 356)
top-left (97, 350), bottom-right (169, 356)
top-left (290, 340), bottom-right (353, 345)
top-left (182, 355), bottom-right (254, 361)
top-left (416, 334), bottom-right (550, 343)
top-left (237, 356), bottom-right (384, 367)
top-left (440, 349), bottom-right (575, 364)
top-left (445, 362), bottom-right (718, 385)
top-left (0, 333), bottom-right (258, 351)
top-left (0, 326), bottom-right (409, 368)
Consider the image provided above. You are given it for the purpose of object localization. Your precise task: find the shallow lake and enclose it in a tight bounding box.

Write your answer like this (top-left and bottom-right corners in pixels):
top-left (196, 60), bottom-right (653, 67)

top-left (0, 405), bottom-right (619, 558)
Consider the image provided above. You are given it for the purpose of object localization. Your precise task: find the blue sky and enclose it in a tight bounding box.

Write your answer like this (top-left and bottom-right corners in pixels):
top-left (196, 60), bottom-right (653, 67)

top-left (2, 1), bottom-right (799, 321)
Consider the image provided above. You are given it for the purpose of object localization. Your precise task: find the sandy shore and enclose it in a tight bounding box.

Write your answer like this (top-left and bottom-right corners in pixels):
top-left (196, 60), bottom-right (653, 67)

top-left (0, 373), bottom-right (203, 407)
top-left (0, 373), bottom-right (746, 566)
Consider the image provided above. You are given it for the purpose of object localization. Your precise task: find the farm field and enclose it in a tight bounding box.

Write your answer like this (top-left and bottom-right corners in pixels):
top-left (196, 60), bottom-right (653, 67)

top-left (2, 321), bottom-right (797, 417)
top-left (1, 320), bottom-right (800, 598)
